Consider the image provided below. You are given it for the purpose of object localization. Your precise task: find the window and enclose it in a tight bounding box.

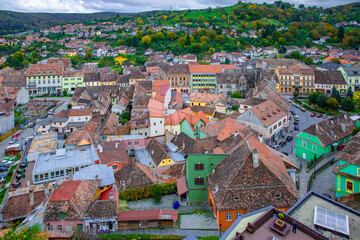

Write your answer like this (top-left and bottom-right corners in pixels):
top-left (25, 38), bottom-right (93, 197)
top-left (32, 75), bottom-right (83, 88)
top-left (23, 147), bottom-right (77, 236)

top-left (112, 165), bottom-right (118, 169)
top-left (50, 172), bottom-right (55, 178)
top-left (35, 175), bottom-right (39, 182)
top-left (44, 173), bottom-right (49, 180)
top-left (154, 122), bottom-right (156, 126)
top-left (135, 141), bottom-right (139, 146)
top-left (194, 164), bottom-right (204, 171)
top-left (55, 171), bottom-right (59, 177)
top-left (302, 141), bottom-right (307, 147)
top-left (57, 225), bottom-right (62, 231)
top-left (48, 225), bottom-right (53, 231)
top-left (346, 180), bottom-right (353, 191)
top-left (127, 142), bottom-right (132, 146)
top-left (194, 178), bottom-right (204, 185)
top-left (312, 145), bottom-right (317, 151)
top-left (236, 212), bottom-right (242, 219)
top-left (226, 213), bottom-right (232, 221)
top-left (357, 168), bottom-right (360, 176)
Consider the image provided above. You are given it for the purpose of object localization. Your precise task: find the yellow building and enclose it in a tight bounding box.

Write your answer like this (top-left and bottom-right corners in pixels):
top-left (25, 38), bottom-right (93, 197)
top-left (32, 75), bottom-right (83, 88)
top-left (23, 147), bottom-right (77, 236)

top-left (146, 139), bottom-right (178, 167)
top-left (129, 68), bottom-right (146, 84)
top-left (275, 63), bottom-right (315, 94)
top-left (83, 72), bottom-right (100, 87)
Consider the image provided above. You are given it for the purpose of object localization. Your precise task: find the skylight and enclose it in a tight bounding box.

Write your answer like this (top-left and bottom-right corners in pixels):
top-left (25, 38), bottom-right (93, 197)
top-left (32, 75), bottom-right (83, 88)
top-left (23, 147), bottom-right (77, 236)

top-left (313, 206), bottom-right (349, 236)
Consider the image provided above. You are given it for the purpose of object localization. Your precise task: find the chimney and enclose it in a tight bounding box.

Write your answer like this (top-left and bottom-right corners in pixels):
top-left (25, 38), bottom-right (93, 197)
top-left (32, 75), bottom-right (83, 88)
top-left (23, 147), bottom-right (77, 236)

top-left (252, 149), bottom-right (259, 168)
top-left (68, 167), bottom-right (73, 181)
top-left (182, 141), bottom-right (185, 150)
top-left (29, 188), bottom-right (35, 205)
top-left (315, 123), bottom-right (318, 130)
top-left (234, 131), bottom-right (238, 137)
top-left (341, 124), bottom-right (346, 133)
top-left (222, 66), bottom-right (225, 73)
top-left (115, 142), bottom-right (119, 149)
top-left (122, 180), bottom-right (126, 191)
top-left (99, 145), bottom-right (103, 153)
top-left (44, 182), bottom-right (50, 196)
top-left (258, 134), bottom-right (263, 143)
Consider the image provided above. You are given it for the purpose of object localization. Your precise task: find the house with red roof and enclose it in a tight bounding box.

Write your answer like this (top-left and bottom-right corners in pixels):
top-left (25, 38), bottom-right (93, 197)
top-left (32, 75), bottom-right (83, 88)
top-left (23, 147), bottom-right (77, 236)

top-left (180, 111), bottom-right (210, 139)
top-left (147, 99), bottom-right (166, 137)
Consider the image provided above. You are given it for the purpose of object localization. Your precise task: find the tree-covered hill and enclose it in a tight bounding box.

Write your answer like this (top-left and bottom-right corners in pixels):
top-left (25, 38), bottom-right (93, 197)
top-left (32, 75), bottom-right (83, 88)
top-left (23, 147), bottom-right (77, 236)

top-left (0, 11), bottom-right (123, 32)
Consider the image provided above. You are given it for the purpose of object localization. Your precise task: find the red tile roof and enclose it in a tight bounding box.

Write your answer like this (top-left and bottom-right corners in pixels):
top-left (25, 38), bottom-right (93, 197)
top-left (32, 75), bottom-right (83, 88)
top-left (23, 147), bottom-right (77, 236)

top-left (189, 64), bottom-right (235, 73)
top-left (49, 180), bottom-right (81, 201)
top-left (176, 176), bottom-right (188, 196)
top-left (68, 108), bottom-right (91, 116)
top-left (27, 63), bottom-right (63, 76)
top-left (250, 99), bottom-right (287, 127)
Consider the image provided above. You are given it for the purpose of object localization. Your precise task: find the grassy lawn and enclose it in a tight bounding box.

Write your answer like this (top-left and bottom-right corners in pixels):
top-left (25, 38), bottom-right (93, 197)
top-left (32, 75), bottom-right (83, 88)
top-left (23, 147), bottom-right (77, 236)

top-left (0, 188), bottom-right (7, 204)
top-left (185, 6), bottom-right (236, 20)
top-left (4, 164), bottom-right (18, 185)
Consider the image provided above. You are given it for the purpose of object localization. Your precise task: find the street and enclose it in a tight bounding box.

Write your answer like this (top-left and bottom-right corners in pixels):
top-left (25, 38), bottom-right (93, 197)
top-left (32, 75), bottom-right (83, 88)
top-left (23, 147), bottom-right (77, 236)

top-left (276, 104), bottom-right (325, 155)
top-left (0, 97), bottom-right (70, 166)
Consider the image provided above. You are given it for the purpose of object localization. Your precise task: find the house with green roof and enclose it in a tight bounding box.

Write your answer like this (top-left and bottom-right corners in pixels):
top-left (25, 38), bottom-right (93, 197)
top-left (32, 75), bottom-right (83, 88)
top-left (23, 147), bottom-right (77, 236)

top-left (180, 112), bottom-right (210, 139)
top-left (186, 154), bottom-right (227, 203)
top-left (334, 132), bottom-right (360, 198)
top-left (295, 114), bottom-right (357, 162)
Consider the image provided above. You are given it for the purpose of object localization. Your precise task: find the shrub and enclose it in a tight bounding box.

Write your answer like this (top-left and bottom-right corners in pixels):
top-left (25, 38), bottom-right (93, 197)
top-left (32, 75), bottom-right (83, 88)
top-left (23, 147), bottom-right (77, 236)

top-left (119, 182), bottom-right (177, 201)
top-left (152, 184), bottom-right (163, 202)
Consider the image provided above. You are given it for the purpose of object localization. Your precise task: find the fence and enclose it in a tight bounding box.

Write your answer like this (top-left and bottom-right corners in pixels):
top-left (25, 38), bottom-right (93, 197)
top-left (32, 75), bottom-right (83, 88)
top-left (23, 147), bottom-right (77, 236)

top-left (0, 126), bottom-right (20, 142)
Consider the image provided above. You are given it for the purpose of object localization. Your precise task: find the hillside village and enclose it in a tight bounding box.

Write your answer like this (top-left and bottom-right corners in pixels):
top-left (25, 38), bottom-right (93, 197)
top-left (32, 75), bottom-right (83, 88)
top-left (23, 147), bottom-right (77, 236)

top-left (0, 2), bottom-right (360, 240)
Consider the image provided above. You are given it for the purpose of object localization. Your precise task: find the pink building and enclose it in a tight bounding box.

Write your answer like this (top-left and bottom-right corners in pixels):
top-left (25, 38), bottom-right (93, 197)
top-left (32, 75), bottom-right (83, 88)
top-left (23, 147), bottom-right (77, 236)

top-left (106, 135), bottom-right (148, 155)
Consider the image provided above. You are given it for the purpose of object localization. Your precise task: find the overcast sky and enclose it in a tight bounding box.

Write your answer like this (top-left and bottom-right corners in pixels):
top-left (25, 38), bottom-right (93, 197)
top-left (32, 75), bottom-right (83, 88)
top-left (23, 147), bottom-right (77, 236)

top-left (0, 0), bottom-right (357, 13)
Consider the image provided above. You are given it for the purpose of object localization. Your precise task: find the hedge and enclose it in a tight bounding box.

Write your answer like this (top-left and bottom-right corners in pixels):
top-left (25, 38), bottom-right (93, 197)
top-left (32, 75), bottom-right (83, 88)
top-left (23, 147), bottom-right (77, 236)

top-left (119, 182), bottom-right (177, 201)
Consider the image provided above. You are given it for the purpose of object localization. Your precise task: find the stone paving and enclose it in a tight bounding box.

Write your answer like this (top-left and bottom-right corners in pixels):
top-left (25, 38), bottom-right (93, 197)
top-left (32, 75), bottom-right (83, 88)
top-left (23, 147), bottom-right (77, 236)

top-left (180, 213), bottom-right (218, 230)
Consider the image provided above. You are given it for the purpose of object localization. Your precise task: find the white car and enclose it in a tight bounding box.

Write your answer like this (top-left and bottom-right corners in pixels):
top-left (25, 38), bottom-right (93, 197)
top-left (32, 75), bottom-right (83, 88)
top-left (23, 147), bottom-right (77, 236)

top-left (36, 119), bottom-right (41, 123)
top-left (9, 138), bottom-right (18, 144)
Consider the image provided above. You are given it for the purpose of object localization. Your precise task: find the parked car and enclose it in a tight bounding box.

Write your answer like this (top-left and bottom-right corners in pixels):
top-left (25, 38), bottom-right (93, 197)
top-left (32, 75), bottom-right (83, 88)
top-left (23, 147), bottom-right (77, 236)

top-left (12, 133), bottom-right (20, 139)
top-left (317, 114), bottom-right (323, 118)
top-left (281, 152), bottom-right (289, 156)
top-left (294, 115), bottom-right (300, 121)
top-left (29, 122), bottom-right (35, 128)
top-left (273, 145), bottom-right (281, 150)
top-left (295, 105), bottom-right (301, 109)
top-left (310, 113), bottom-right (316, 117)
top-left (322, 114), bottom-right (328, 119)
top-left (294, 125), bottom-right (299, 131)
top-left (294, 120), bottom-right (299, 125)
top-left (290, 110), bottom-right (296, 115)
top-left (48, 109), bottom-right (54, 115)
top-left (286, 136), bottom-right (293, 142)
top-left (300, 107), bottom-right (306, 112)
top-left (1, 160), bottom-right (11, 165)
top-left (36, 119), bottom-right (41, 123)
top-left (279, 141), bottom-right (287, 147)
top-left (3, 157), bottom-right (13, 162)
top-left (9, 138), bottom-right (18, 144)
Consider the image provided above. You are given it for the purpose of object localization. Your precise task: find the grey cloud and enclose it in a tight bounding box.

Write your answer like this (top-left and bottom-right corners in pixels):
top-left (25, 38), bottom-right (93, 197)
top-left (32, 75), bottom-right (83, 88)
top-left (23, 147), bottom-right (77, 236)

top-left (0, 0), bottom-right (358, 13)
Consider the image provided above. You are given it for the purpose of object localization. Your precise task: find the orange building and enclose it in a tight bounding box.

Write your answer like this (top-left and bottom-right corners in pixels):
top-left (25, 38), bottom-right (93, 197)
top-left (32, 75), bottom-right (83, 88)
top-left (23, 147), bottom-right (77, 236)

top-left (207, 136), bottom-right (299, 230)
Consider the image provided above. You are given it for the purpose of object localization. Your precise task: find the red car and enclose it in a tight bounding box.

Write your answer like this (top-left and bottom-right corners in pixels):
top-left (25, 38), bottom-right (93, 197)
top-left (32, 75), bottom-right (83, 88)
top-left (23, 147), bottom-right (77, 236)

top-left (310, 113), bottom-right (316, 117)
top-left (12, 133), bottom-right (20, 139)
top-left (317, 114), bottom-right (323, 118)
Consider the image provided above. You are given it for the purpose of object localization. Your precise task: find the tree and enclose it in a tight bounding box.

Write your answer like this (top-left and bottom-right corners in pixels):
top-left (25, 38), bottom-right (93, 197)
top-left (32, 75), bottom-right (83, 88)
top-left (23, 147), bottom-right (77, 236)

top-left (136, 30), bottom-right (143, 39)
top-left (293, 91), bottom-right (299, 98)
top-left (215, 35), bottom-right (225, 42)
top-left (289, 50), bottom-right (301, 60)
top-left (330, 85), bottom-right (341, 103)
top-left (299, 4), bottom-right (305, 9)
top-left (303, 57), bottom-right (314, 65)
top-left (353, 91), bottom-right (360, 105)
top-left (316, 94), bottom-right (328, 108)
top-left (347, 87), bottom-right (354, 99)
top-left (197, 15), bottom-right (204, 23)
top-left (67, 104), bottom-right (72, 109)
top-left (63, 89), bottom-right (68, 96)
top-left (337, 26), bottom-right (344, 41)
top-left (178, 37), bottom-right (186, 46)
top-left (167, 32), bottom-right (178, 40)
top-left (308, 91), bottom-right (320, 105)
top-left (341, 97), bottom-right (355, 112)
top-left (331, 58), bottom-right (341, 64)
top-left (231, 91), bottom-right (243, 98)
top-left (200, 36), bottom-right (208, 44)
top-left (141, 35), bottom-right (151, 45)
top-left (152, 184), bottom-right (163, 202)
top-left (327, 97), bottom-right (339, 111)
top-left (13, 51), bottom-right (24, 62)
top-left (136, 17), bottom-right (143, 25)
top-left (84, 48), bottom-right (93, 60)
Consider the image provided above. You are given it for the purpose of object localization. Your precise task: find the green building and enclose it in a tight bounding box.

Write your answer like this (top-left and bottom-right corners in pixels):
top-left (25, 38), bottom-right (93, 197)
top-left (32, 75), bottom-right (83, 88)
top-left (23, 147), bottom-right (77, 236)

top-left (334, 132), bottom-right (360, 198)
top-left (295, 114), bottom-right (357, 162)
top-left (186, 154), bottom-right (227, 202)
top-left (180, 113), bottom-right (209, 139)
top-left (62, 71), bottom-right (84, 93)
top-left (338, 66), bottom-right (360, 92)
